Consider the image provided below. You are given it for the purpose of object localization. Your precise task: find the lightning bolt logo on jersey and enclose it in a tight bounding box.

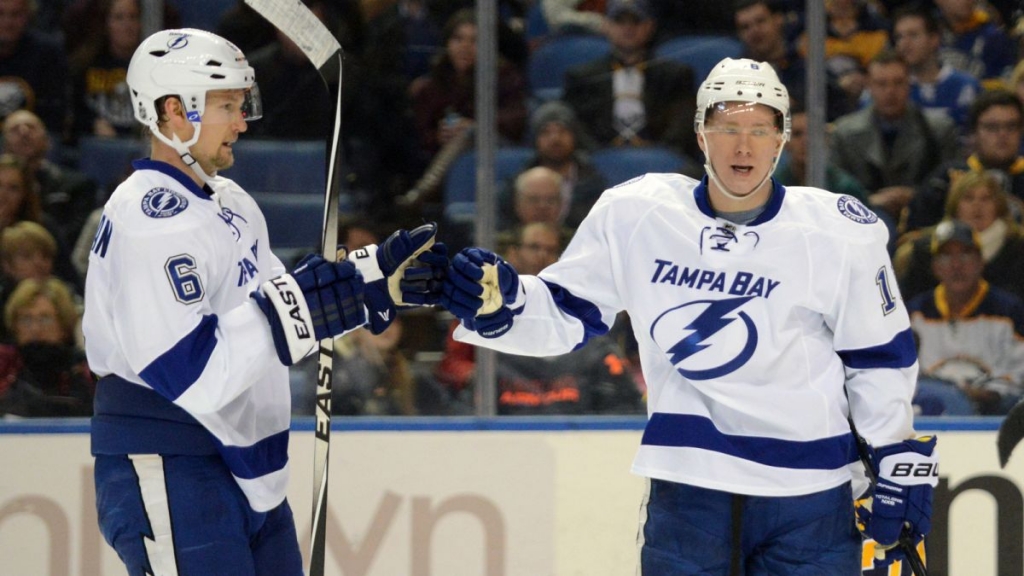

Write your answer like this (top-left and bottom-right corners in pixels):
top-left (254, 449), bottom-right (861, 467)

top-left (653, 296), bottom-right (758, 380)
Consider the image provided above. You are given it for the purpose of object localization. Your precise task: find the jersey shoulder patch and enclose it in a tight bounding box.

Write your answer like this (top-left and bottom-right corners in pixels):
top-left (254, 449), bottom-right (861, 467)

top-left (835, 195), bottom-right (877, 224)
top-left (141, 187), bottom-right (189, 219)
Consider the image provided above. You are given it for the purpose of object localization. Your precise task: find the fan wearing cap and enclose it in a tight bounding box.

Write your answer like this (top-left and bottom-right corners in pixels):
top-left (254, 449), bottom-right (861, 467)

top-left (907, 219), bottom-right (1024, 415)
top-left (561, 0), bottom-right (697, 158)
top-left (435, 57), bottom-right (934, 574)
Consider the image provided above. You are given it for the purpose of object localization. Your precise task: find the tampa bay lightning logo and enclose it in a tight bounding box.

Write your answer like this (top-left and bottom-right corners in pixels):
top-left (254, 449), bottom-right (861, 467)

top-left (167, 33), bottom-right (189, 50)
top-left (837, 195), bottom-right (877, 224)
top-left (141, 187), bottom-right (188, 218)
top-left (651, 295), bottom-right (758, 380)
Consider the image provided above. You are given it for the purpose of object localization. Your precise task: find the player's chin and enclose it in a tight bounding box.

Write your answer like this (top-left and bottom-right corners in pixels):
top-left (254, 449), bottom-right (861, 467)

top-left (216, 149), bottom-right (236, 169)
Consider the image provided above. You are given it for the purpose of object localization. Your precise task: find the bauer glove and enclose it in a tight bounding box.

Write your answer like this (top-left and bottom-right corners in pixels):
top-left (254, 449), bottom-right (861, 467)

top-left (349, 222), bottom-right (448, 334)
top-left (253, 254), bottom-right (365, 366)
top-left (441, 247), bottom-right (522, 338)
top-left (855, 436), bottom-right (938, 567)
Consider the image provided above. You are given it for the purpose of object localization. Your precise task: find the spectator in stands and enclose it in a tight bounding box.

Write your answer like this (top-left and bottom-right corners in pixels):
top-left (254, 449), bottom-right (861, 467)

top-left (0, 277), bottom-right (93, 417)
top-left (62, 0), bottom-right (178, 56)
top-left (0, 220), bottom-right (57, 342)
top-left (363, 0), bottom-right (443, 87)
top-left (434, 221), bottom-right (644, 415)
top-left (907, 88), bottom-right (1024, 230)
top-left (67, 0), bottom-right (141, 140)
top-left (796, 0), bottom-right (890, 106)
top-left (934, 0), bottom-right (1017, 88)
top-left (0, 152), bottom-right (39, 230)
top-left (775, 101), bottom-right (869, 203)
top-left (540, 0), bottom-right (606, 35)
top-left (2, 110), bottom-right (98, 252)
top-left (895, 169), bottom-right (1024, 302)
top-left (734, 0), bottom-right (852, 121)
top-left (892, 4), bottom-right (980, 130)
top-left (829, 50), bottom-right (958, 221)
top-left (499, 101), bottom-right (607, 231)
top-left (0, 0), bottom-right (69, 132)
top-left (506, 167), bottom-right (568, 231)
top-left (246, 1), bottom-right (421, 218)
top-left (410, 8), bottom-right (527, 159)
top-left (907, 219), bottom-right (1024, 415)
top-left (365, 0), bottom-right (528, 84)
top-left (562, 0), bottom-right (696, 158)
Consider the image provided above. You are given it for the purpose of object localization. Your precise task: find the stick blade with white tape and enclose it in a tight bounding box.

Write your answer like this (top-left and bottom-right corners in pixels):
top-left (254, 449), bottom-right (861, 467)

top-left (242, 2), bottom-right (343, 574)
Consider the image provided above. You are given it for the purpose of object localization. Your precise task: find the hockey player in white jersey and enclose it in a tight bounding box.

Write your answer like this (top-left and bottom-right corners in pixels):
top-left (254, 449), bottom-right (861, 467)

top-left (83, 29), bottom-right (445, 575)
top-left (439, 58), bottom-right (938, 574)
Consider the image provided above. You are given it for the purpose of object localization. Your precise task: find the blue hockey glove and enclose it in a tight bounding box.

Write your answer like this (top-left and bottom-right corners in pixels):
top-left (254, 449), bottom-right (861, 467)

top-left (349, 222), bottom-right (447, 334)
top-left (440, 247), bottom-right (521, 338)
top-left (855, 436), bottom-right (938, 567)
top-left (253, 254), bottom-right (365, 366)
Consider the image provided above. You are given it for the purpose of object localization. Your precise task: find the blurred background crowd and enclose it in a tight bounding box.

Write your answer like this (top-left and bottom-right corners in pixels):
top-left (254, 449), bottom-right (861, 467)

top-left (1, 0), bottom-right (1024, 419)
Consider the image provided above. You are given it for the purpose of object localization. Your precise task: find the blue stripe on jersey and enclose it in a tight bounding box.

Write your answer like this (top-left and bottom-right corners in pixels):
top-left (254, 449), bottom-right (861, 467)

top-left (540, 279), bottom-right (610, 349)
top-left (139, 315), bottom-right (219, 401)
top-left (132, 159), bottom-right (213, 200)
top-left (641, 412), bottom-right (859, 470)
top-left (693, 177), bottom-right (786, 225)
top-left (837, 327), bottom-right (917, 369)
top-left (218, 429), bottom-right (289, 479)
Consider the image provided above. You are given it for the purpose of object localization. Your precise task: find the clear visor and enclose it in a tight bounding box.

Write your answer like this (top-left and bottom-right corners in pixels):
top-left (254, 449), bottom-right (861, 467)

top-left (699, 101), bottom-right (785, 140)
top-left (242, 82), bottom-right (262, 122)
top-left (199, 83), bottom-right (263, 124)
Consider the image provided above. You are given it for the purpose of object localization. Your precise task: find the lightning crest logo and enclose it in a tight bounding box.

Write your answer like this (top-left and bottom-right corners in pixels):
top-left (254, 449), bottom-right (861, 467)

top-left (651, 295), bottom-right (759, 380)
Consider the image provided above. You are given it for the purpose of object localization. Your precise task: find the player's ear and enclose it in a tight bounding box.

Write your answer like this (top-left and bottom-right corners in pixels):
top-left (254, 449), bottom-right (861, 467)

top-left (696, 131), bottom-right (707, 154)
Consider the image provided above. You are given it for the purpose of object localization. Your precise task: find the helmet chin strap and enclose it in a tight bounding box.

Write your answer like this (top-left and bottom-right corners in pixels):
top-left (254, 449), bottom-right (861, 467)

top-left (151, 121), bottom-right (216, 184)
top-left (700, 127), bottom-right (783, 203)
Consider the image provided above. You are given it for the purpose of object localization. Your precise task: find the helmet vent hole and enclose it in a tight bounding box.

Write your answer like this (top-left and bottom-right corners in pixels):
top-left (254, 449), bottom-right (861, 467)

top-left (148, 50), bottom-right (168, 57)
top-left (210, 74), bottom-right (226, 79)
top-left (205, 60), bottom-right (222, 67)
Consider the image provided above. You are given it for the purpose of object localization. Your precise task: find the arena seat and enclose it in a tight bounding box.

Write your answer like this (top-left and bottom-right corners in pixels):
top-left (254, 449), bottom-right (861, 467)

top-left (527, 34), bottom-right (610, 102)
top-left (77, 136), bottom-right (147, 195)
top-left (443, 147), bottom-right (534, 223)
top-left (653, 35), bottom-right (744, 86)
top-left (590, 146), bottom-right (689, 187)
top-left (223, 139), bottom-right (328, 195)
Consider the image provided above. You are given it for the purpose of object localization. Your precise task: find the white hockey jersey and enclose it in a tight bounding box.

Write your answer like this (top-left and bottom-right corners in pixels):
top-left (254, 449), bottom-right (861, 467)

top-left (457, 174), bottom-right (919, 496)
top-left (84, 159), bottom-right (293, 512)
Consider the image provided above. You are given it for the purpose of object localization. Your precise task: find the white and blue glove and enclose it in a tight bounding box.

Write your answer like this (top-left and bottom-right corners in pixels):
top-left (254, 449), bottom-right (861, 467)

top-left (349, 222), bottom-right (448, 334)
top-left (440, 247), bottom-right (521, 338)
top-left (253, 254), bottom-right (365, 366)
top-left (856, 436), bottom-right (939, 567)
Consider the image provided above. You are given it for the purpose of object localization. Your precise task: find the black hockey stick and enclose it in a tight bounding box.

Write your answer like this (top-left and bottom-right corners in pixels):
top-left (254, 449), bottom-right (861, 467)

top-left (998, 399), bottom-right (1024, 467)
top-left (242, 2), bottom-right (343, 574)
top-left (850, 423), bottom-right (930, 576)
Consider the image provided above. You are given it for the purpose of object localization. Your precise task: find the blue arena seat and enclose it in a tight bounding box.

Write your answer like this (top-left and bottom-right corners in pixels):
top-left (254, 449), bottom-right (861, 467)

top-left (653, 35), bottom-right (744, 86)
top-left (77, 136), bottom-right (147, 195)
top-left (527, 34), bottom-right (610, 102)
top-left (525, 3), bottom-right (550, 45)
top-left (222, 139), bottom-right (328, 195)
top-left (443, 147), bottom-right (534, 223)
top-left (249, 192), bottom-right (327, 254)
top-left (168, 0), bottom-right (237, 32)
top-left (590, 146), bottom-right (688, 187)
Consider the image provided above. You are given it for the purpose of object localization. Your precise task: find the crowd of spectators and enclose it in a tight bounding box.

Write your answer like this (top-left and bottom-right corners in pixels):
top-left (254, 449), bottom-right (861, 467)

top-left (2, 0), bottom-right (1024, 418)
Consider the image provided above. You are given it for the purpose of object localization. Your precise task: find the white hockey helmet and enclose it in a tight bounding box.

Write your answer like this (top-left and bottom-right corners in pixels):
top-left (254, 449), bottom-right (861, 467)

top-left (127, 28), bottom-right (261, 132)
top-left (694, 58), bottom-right (790, 142)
